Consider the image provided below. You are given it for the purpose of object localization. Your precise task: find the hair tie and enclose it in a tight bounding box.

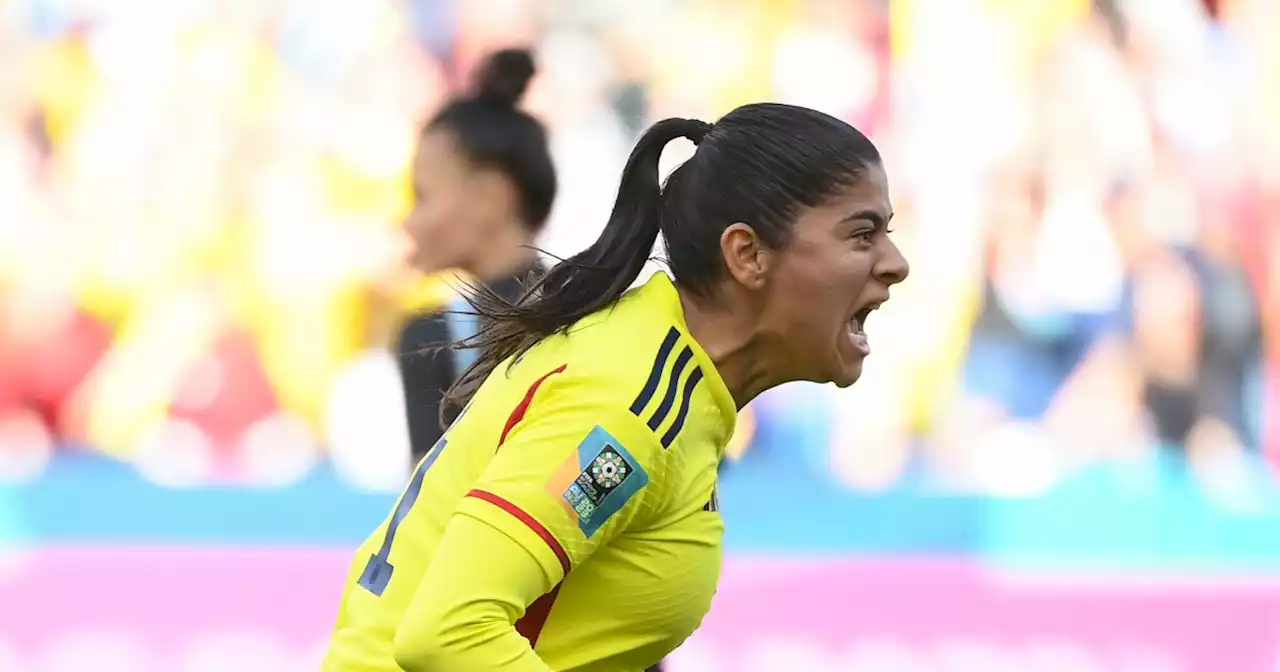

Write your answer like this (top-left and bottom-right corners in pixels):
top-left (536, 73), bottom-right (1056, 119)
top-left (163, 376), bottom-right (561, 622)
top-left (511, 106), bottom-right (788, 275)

top-left (685, 119), bottom-right (713, 146)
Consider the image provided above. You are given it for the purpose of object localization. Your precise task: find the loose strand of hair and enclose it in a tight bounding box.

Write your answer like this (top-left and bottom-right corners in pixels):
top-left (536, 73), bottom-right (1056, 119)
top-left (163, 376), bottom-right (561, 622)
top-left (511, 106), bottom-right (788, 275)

top-left (437, 117), bottom-right (706, 425)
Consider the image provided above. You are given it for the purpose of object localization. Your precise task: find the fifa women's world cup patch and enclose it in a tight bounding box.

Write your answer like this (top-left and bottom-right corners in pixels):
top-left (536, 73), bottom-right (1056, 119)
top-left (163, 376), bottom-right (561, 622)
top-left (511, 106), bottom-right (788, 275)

top-left (547, 425), bottom-right (649, 537)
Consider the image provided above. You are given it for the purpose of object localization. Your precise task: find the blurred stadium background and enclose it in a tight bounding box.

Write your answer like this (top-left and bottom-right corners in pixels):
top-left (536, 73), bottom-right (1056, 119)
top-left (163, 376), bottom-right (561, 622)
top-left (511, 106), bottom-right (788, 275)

top-left (1, 0), bottom-right (1278, 669)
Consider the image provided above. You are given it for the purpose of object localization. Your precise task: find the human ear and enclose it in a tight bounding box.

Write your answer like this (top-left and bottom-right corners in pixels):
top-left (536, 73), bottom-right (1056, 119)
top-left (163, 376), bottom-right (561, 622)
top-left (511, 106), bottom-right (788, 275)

top-left (719, 223), bottom-right (770, 291)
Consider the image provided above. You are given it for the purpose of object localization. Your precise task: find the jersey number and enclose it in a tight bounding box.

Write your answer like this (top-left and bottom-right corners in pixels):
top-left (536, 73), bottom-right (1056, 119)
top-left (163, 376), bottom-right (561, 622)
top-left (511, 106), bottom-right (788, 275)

top-left (356, 434), bottom-right (447, 596)
top-left (358, 402), bottom-right (471, 596)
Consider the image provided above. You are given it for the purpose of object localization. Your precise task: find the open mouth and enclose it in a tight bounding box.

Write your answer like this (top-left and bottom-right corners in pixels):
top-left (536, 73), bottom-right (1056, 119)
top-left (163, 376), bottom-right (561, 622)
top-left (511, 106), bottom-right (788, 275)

top-left (846, 301), bottom-right (883, 356)
top-left (850, 300), bottom-right (883, 335)
top-left (850, 307), bottom-right (871, 336)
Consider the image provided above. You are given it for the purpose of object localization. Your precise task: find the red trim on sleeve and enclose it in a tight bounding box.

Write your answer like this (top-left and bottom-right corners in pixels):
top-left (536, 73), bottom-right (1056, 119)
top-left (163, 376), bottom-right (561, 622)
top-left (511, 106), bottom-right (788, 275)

top-left (498, 364), bottom-right (567, 447)
top-left (467, 489), bottom-right (572, 575)
top-left (515, 583), bottom-right (562, 647)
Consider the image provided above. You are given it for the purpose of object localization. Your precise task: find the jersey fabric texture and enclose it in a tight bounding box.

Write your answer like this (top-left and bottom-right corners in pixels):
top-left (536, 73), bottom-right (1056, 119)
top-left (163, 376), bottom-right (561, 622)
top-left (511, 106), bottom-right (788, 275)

top-left (324, 271), bottom-right (737, 671)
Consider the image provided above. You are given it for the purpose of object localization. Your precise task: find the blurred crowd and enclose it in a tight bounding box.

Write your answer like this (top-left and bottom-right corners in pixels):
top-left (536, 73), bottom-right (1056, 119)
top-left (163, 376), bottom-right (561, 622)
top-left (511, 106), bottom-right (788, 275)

top-left (0, 0), bottom-right (1274, 496)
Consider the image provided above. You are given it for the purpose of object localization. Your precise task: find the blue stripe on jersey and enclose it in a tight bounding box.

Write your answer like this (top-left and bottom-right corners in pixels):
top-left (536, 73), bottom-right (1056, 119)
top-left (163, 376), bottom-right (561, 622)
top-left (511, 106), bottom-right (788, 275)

top-left (628, 327), bottom-right (705, 449)
top-left (629, 327), bottom-right (681, 416)
top-left (661, 367), bottom-right (704, 449)
top-left (647, 346), bottom-right (693, 432)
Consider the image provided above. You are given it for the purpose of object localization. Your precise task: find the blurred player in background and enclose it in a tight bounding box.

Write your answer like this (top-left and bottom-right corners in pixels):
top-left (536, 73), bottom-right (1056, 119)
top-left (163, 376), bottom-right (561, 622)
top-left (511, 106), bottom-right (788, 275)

top-left (388, 46), bottom-right (668, 672)
top-left (396, 48), bottom-right (555, 464)
top-left (323, 102), bottom-right (908, 670)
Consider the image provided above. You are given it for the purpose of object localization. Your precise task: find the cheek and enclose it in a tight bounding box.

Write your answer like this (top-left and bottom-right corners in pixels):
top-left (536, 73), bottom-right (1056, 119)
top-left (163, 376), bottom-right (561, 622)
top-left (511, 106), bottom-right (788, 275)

top-left (774, 256), bottom-right (859, 332)
top-left (417, 199), bottom-right (468, 245)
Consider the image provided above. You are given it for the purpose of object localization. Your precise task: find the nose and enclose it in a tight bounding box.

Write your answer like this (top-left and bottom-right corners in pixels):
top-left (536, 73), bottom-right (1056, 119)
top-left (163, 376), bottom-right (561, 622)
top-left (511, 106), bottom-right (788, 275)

top-left (874, 237), bottom-right (910, 286)
top-left (401, 207), bottom-right (420, 234)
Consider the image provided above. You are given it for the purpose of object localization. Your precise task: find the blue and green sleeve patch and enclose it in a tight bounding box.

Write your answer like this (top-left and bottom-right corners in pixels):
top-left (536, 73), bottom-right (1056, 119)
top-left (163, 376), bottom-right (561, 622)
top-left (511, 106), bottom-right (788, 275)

top-left (546, 426), bottom-right (649, 537)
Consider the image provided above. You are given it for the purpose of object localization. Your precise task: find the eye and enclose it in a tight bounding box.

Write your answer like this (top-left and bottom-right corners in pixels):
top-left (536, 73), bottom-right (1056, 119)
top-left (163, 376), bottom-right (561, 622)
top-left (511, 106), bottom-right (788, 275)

top-left (852, 229), bottom-right (876, 245)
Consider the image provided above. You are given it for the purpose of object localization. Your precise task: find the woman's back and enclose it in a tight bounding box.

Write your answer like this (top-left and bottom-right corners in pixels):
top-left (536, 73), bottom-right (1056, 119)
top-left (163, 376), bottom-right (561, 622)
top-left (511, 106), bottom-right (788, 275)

top-left (325, 272), bottom-right (736, 671)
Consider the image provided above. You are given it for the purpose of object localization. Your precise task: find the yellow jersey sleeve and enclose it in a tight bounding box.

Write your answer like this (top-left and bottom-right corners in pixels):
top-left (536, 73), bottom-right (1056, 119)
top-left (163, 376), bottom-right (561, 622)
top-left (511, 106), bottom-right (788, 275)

top-left (456, 389), bottom-right (665, 585)
top-left (392, 512), bottom-right (557, 672)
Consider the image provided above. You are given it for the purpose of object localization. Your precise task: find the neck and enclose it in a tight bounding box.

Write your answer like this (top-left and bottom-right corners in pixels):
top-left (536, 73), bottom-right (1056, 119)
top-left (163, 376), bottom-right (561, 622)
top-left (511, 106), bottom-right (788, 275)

top-left (678, 287), bottom-right (787, 409)
top-left (468, 223), bottom-right (538, 282)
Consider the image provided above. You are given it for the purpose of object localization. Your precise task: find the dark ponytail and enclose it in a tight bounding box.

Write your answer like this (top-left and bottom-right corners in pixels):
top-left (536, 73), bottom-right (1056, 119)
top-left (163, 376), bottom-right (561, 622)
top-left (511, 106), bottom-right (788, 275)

top-left (441, 117), bottom-right (711, 416)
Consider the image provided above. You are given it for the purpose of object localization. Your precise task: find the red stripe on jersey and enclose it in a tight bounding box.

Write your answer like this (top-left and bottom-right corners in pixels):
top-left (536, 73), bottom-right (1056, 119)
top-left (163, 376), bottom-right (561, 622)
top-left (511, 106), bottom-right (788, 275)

top-left (498, 364), bottom-right (567, 447)
top-left (483, 365), bottom-right (569, 646)
top-left (467, 489), bottom-right (572, 575)
top-left (515, 583), bottom-right (562, 647)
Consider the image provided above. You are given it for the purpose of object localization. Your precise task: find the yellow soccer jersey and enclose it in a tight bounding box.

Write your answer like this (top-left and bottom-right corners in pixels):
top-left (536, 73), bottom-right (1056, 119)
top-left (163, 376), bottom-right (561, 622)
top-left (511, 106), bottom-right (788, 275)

top-left (324, 272), bottom-right (737, 671)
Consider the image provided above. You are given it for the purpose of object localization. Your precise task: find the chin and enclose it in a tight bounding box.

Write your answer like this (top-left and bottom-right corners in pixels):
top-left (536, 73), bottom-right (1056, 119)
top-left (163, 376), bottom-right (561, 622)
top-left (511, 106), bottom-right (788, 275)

top-left (831, 373), bottom-right (862, 388)
top-left (828, 363), bottom-right (864, 388)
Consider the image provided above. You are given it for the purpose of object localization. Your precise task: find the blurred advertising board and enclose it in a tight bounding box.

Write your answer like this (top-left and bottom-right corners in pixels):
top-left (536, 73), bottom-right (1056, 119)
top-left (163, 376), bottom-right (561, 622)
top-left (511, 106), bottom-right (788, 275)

top-left (3, 457), bottom-right (1280, 670)
top-left (2, 548), bottom-right (1280, 671)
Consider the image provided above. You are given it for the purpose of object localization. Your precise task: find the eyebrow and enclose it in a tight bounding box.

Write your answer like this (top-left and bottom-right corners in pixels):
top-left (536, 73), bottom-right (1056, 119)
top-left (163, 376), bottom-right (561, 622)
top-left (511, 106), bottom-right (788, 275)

top-left (842, 209), bottom-right (894, 229)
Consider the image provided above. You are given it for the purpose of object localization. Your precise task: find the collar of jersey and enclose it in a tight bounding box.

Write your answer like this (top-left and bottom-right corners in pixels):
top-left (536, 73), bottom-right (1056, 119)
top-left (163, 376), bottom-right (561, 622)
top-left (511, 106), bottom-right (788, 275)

top-left (642, 271), bottom-right (739, 446)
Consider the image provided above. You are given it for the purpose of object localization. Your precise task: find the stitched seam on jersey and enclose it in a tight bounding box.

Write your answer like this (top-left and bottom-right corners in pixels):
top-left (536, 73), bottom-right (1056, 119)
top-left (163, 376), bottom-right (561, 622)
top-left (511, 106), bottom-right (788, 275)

top-left (498, 364), bottom-right (568, 448)
top-left (646, 345), bottom-right (693, 432)
top-left (661, 366), bottom-right (704, 448)
top-left (629, 326), bottom-right (681, 416)
top-left (467, 489), bottom-right (572, 575)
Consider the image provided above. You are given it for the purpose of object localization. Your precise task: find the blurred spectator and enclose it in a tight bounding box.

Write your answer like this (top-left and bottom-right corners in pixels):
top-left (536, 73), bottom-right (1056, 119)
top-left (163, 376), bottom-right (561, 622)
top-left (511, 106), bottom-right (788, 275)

top-left (394, 48), bottom-right (555, 465)
top-left (0, 0), bottom-right (1270, 496)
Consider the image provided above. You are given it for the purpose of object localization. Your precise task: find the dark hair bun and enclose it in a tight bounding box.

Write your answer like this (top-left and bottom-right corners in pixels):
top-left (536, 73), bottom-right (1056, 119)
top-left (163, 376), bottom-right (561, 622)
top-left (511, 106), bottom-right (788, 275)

top-left (474, 48), bottom-right (536, 108)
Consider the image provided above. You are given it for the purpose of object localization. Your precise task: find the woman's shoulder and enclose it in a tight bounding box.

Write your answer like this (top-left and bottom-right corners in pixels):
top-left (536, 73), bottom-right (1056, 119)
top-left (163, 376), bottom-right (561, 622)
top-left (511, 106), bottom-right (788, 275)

top-left (532, 325), bottom-right (699, 422)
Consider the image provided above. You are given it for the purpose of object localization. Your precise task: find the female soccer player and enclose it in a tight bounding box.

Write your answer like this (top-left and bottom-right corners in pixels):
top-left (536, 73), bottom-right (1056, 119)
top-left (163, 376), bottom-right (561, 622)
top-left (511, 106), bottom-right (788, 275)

top-left (395, 48), bottom-right (555, 464)
top-left (323, 103), bottom-right (909, 671)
